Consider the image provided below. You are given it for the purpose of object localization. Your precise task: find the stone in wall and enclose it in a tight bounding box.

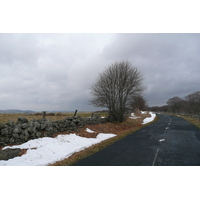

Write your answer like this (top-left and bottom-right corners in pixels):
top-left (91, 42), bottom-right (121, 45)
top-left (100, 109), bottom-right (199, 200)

top-left (0, 115), bottom-right (107, 147)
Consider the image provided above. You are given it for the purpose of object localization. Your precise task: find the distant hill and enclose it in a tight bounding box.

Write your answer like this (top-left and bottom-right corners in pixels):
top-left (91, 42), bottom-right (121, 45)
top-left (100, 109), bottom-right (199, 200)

top-left (0, 109), bottom-right (35, 114)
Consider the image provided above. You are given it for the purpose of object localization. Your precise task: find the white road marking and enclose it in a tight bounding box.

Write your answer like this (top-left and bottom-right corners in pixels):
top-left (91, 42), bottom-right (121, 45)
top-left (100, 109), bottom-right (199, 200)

top-left (152, 116), bottom-right (171, 166)
top-left (152, 148), bottom-right (159, 166)
top-left (163, 129), bottom-right (168, 135)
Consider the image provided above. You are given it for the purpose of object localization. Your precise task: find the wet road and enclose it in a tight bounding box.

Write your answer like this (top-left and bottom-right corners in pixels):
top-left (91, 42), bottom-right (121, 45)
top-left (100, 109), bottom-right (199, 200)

top-left (73, 114), bottom-right (200, 166)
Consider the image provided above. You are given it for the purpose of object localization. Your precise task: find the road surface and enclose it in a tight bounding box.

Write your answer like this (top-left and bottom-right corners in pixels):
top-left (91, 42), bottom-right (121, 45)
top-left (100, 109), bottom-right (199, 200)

top-left (73, 114), bottom-right (200, 166)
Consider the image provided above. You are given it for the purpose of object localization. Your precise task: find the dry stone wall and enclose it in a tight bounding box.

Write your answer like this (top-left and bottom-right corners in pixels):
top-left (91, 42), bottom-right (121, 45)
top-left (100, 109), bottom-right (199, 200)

top-left (0, 115), bottom-right (107, 146)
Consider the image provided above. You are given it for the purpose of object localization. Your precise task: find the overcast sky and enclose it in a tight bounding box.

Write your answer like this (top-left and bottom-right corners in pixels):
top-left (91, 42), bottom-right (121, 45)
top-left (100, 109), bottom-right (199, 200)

top-left (0, 33), bottom-right (200, 111)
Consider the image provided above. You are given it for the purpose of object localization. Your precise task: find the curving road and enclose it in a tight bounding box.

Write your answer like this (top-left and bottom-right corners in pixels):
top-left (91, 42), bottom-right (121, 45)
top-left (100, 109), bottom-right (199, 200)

top-left (73, 114), bottom-right (200, 166)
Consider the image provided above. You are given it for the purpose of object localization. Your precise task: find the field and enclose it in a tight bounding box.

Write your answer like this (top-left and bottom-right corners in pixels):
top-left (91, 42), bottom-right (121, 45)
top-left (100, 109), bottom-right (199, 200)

top-left (0, 112), bottom-right (107, 124)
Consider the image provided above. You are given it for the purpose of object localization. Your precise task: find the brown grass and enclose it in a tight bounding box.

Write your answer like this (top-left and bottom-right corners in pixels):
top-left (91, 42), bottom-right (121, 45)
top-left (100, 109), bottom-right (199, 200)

top-left (0, 112), bottom-right (107, 124)
top-left (19, 149), bottom-right (28, 156)
top-left (177, 115), bottom-right (200, 129)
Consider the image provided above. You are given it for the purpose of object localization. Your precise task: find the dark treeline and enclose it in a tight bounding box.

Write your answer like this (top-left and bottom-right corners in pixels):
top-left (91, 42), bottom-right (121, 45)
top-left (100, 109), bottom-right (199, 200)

top-left (148, 91), bottom-right (200, 114)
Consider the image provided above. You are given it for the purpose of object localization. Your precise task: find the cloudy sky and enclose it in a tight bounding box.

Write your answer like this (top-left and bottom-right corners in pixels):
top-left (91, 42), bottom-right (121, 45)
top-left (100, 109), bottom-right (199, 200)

top-left (0, 33), bottom-right (200, 111)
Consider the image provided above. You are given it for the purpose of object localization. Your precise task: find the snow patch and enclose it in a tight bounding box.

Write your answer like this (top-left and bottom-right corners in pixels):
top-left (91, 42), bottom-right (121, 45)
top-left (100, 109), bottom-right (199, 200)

top-left (0, 132), bottom-right (116, 166)
top-left (85, 128), bottom-right (96, 133)
top-left (141, 112), bottom-right (156, 125)
top-left (129, 113), bottom-right (141, 119)
top-left (141, 111), bottom-right (147, 114)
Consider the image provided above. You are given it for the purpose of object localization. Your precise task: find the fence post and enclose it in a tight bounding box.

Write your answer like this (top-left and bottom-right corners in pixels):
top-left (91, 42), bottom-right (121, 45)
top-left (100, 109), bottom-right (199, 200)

top-left (73, 109), bottom-right (78, 117)
top-left (41, 111), bottom-right (46, 119)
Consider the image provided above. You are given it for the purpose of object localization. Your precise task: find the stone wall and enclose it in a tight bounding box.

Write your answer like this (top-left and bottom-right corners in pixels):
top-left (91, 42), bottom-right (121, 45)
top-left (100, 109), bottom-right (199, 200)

top-left (0, 115), bottom-right (107, 146)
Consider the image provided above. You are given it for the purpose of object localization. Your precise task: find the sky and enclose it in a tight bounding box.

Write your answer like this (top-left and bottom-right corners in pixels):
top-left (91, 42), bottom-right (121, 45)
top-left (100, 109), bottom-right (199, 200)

top-left (0, 1), bottom-right (200, 112)
top-left (0, 33), bottom-right (200, 111)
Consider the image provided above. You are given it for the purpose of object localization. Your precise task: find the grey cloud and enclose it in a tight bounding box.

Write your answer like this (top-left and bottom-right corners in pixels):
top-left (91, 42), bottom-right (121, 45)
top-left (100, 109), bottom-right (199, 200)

top-left (0, 33), bottom-right (200, 111)
top-left (0, 34), bottom-right (40, 66)
top-left (102, 33), bottom-right (200, 106)
top-left (0, 33), bottom-right (113, 111)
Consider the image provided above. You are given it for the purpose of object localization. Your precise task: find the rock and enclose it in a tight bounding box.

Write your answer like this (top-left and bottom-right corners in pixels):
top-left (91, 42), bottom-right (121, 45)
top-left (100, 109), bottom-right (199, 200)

top-left (41, 123), bottom-right (47, 130)
top-left (0, 123), bottom-right (5, 130)
top-left (13, 133), bottom-right (19, 138)
top-left (13, 127), bottom-right (21, 134)
top-left (45, 126), bottom-right (54, 135)
top-left (16, 117), bottom-right (28, 124)
top-left (66, 117), bottom-right (73, 121)
top-left (0, 138), bottom-right (6, 146)
top-left (23, 130), bottom-right (29, 137)
top-left (34, 121), bottom-right (41, 129)
top-left (45, 119), bottom-right (52, 127)
top-left (36, 132), bottom-right (42, 138)
top-left (9, 138), bottom-right (15, 144)
top-left (21, 123), bottom-right (28, 129)
top-left (6, 120), bottom-right (15, 128)
top-left (24, 136), bottom-right (29, 142)
top-left (0, 148), bottom-right (22, 161)
top-left (0, 141), bottom-right (5, 146)
top-left (1, 126), bottom-right (13, 135)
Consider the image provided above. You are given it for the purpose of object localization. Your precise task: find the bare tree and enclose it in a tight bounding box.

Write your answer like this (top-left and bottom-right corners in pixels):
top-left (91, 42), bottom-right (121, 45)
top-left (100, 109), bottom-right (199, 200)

top-left (167, 96), bottom-right (184, 113)
top-left (129, 95), bottom-right (147, 111)
top-left (185, 91), bottom-right (200, 114)
top-left (90, 61), bottom-right (144, 122)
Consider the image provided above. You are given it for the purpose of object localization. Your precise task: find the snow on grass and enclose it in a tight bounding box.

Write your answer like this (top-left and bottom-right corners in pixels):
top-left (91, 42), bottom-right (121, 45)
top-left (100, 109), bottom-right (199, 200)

top-left (85, 128), bottom-right (96, 133)
top-left (141, 111), bottom-right (147, 114)
top-left (129, 113), bottom-right (141, 119)
top-left (0, 130), bottom-right (116, 166)
top-left (129, 116), bottom-right (141, 119)
top-left (141, 112), bottom-right (156, 124)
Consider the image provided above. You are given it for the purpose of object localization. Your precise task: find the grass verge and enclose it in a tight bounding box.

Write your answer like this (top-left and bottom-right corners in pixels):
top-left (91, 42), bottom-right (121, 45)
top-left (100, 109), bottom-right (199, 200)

top-left (176, 115), bottom-right (200, 129)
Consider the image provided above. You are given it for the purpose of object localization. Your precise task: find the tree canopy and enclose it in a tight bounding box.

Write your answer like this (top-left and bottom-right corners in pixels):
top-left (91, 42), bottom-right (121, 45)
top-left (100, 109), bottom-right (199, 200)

top-left (90, 61), bottom-right (144, 122)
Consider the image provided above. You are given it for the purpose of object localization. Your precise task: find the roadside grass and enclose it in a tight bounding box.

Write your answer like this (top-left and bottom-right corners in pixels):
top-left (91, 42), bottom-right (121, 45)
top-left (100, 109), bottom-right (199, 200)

top-left (49, 113), bottom-right (158, 166)
top-left (0, 112), bottom-right (107, 124)
top-left (177, 115), bottom-right (200, 129)
top-left (164, 113), bottom-right (200, 129)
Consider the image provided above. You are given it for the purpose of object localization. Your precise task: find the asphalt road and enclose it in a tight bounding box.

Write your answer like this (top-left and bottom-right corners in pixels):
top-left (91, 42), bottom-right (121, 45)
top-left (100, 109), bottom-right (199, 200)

top-left (73, 114), bottom-right (200, 166)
